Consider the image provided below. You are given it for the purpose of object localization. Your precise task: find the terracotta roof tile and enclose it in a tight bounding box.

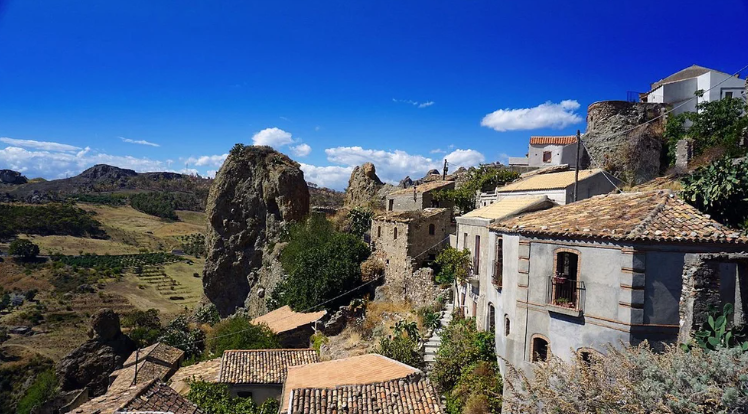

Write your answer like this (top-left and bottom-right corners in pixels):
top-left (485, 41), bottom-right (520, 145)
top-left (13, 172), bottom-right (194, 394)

top-left (497, 169), bottom-right (608, 192)
top-left (72, 379), bottom-right (203, 414)
top-left (389, 180), bottom-right (454, 196)
top-left (169, 357), bottom-right (222, 395)
top-left (289, 377), bottom-right (443, 414)
top-left (463, 196), bottom-right (552, 220)
top-left (122, 342), bottom-right (184, 368)
top-left (529, 136), bottom-right (577, 145)
top-left (109, 361), bottom-right (172, 392)
top-left (219, 349), bottom-right (319, 384)
top-left (281, 354), bottom-right (421, 411)
top-left (374, 208), bottom-right (449, 223)
top-left (251, 306), bottom-right (326, 334)
top-left (490, 190), bottom-right (748, 244)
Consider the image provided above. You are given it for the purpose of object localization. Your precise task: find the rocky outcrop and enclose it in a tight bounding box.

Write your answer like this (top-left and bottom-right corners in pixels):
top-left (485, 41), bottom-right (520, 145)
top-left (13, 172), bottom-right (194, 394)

top-left (583, 101), bottom-right (669, 185)
top-left (203, 145), bottom-right (309, 317)
top-left (0, 169), bottom-right (27, 185)
top-left (344, 163), bottom-right (385, 208)
top-left (56, 309), bottom-right (135, 396)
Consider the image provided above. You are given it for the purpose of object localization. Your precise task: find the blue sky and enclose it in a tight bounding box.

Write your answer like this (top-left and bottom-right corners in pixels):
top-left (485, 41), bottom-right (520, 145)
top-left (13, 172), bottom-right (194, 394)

top-left (1, 0), bottom-right (746, 189)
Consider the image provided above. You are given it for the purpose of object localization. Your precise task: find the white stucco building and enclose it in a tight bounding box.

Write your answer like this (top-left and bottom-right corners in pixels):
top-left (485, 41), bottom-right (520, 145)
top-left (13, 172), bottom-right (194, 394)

top-left (641, 65), bottom-right (746, 115)
top-left (508, 135), bottom-right (582, 168)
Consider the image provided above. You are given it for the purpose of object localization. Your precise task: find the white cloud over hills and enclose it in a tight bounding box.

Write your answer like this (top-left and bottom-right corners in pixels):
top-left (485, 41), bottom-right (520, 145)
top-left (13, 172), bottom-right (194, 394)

top-left (481, 100), bottom-right (582, 132)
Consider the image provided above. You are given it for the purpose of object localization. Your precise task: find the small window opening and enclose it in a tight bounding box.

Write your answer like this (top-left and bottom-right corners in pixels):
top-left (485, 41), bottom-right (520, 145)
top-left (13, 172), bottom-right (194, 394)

top-left (428, 224), bottom-right (435, 235)
top-left (531, 336), bottom-right (549, 362)
top-left (394, 227), bottom-right (398, 240)
top-left (504, 315), bottom-right (510, 336)
top-left (542, 151), bottom-right (552, 163)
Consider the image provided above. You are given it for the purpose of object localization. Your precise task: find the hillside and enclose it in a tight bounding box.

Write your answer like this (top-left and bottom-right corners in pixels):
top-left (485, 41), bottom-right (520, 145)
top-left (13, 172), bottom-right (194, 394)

top-left (1, 164), bottom-right (212, 210)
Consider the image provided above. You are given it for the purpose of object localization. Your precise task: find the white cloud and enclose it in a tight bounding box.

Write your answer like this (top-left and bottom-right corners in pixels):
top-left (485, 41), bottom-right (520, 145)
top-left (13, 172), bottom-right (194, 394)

top-left (291, 143), bottom-right (312, 157)
top-left (392, 98), bottom-right (435, 109)
top-left (252, 127), bottom-right (294, 147)
top-left (299, 163), bottom-right (354, 189)
top-left (0, 137), bottom-right (81, 152)
top-left (430, 148), bottom-right (446, 154)
top-left (444, 149), bottom-right (485, 166)
top-left (120, 137), bottom-right (160, 147)
top-left (184, 154), bottom-right (228, 167)
top-left (481, 100), bottom-right (582, 132)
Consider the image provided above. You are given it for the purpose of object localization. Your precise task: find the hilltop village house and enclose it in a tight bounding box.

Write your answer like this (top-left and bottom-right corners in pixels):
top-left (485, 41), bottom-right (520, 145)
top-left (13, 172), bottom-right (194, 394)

top-left (251, 306), bottom-right (326, 348)
top-left (385, 180), bottom-right (455, 212)
top-left (371, 208), bottom-right (451, 277)
top-left (477, 168), bottom-right (619, 208)
top-left (508, 136), bottom-right (582, 168)
top-left (456, 190), bottom-right (748, 377)
top-left (640, 64), bottom-right (746, 115)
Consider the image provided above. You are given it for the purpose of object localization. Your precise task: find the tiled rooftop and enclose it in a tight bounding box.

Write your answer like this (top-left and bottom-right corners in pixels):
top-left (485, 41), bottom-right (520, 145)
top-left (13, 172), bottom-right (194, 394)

top-left (281, 354), bottom-right (421, 411)
top-left (389, 180), bottom-right (454, 196)
top-left (218, 349), bottom-right (319, 384)
top-left (529, 136), bottom-right (577, 145)
top-left (169, 357), bottom-right (222, 395)
top-left (374, 208), bottom-right (449, 223)
top-left (289, 377), bottom-right (443, 414)
top-left (490, 190), bottom-right (748, 244)
top-left (72, 379), bottom-right (203, 414)
top-left (463, 196), bottom-right (552, 221)
top-left (650, 64), bottom-right (718, 90)
top-left (497, 169), bottom-right (606, 192)
top-left (251, 306), bottom-right (326, 334)
top-left (109, 361), bottom-right (172, 392)
top-left (122, 342), bottom-right (184, 368)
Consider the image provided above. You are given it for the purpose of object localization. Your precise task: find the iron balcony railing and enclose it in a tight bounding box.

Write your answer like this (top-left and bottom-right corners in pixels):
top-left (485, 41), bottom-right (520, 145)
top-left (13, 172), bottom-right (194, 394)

top-left (547, 275), bottom-right (585, 311)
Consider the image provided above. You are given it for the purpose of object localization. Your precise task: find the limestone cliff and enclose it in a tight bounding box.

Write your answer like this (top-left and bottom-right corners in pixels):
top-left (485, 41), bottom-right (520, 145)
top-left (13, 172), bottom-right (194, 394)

top-left (203, 145), bottom-right (309, 317)
top-left (344, 163), bottom-right (386, 208)
top-left (583, 101), bottom-right (669, 185)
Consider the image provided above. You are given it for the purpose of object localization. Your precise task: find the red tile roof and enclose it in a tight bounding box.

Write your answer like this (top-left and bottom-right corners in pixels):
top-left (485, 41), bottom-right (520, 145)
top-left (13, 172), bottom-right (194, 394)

top-left (218, 349), bottom-right (319, 384)
top-left (490, 190), bottom-right (748, 244)
top-left (529, 136), bottom-right (577, 145)
top-left (71, 379), bottom-right (203, 414)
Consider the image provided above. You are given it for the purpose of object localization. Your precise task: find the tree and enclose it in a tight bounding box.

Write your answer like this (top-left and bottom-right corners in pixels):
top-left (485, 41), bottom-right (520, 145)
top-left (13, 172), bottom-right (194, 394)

top-left (205, 318), bottom-right (280, 357)
top-left (271, 215), bottom-right (370, 311)
top-left (434, 247), bottom-right (472, 285)
top-left (377, 321), bottom-right (423, 369)
top-left (446, 361), bottom-right (502, 414)
top-left (664, 96), bottom-right (748, 164)
top-left (431, 315), bottom-right (496, 393)
top-left (158, 315), bottom-right (205, 359)
top-left (681, 156), bottom-right (748, 228)
top-left (187, 381), bottom-right (279, 414)
top-left (9, 239), bottom-right (40, 260)
top-left (346, 207), bottom-right (373, 238)
top-left (434, 167), bottom-right (519, 214)
top-left (16, 369), bottom-right (58, 414)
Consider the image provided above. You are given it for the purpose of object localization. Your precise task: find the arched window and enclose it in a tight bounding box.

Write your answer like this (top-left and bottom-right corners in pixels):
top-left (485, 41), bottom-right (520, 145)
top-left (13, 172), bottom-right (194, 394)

top-left (504, 315), bottom-right (510, 336)
top-left (393, 227), bottom-right (398, 240)
top-left (428, 224), bottom-right (435, 235)
top-left (531, 335), bottom-right (550, 362)
top-left (488, 303), bottom-right (496, 332)
top-left (377, 226), bottom-right (381, 238)
top-left (552, 249), bottom-right (580, 308)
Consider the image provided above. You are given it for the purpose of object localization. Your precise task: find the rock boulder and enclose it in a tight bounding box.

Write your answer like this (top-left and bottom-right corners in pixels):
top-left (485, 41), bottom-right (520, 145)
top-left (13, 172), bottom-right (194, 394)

top-left (344, 163), bottom-right (385, 208)
top-left (56, 309), bottom-right (135, 396)
top-left (203, 145), bottom-right (309, 317)
top-left (0, 169), bottom-right (27, 185)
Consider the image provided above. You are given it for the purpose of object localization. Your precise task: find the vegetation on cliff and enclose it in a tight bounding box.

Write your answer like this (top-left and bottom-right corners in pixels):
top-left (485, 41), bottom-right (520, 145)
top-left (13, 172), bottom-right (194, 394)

top-left (0, 203), bottom-right (106, 239)
top-left (434, 166), bottom-right (518, 214)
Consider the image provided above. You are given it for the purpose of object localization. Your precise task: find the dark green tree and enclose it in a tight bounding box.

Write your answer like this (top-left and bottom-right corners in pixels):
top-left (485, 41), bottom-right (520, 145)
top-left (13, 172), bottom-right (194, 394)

top-left (205, 318), bottom-right (280, 357)
top-left (187, 381), bottom-right (279, 414)
top-left (271, 215), bottom-right (370, 311)
top-left (681, 156), bottom-right (748, 228)
top-left (434, 167), bottom-right (519, 214)
top-left (434, 247), bottom-right (472, 284)
top-left (9, 239), bottom-right (40, 260)
top-left (346, 207), bottom-right (373, 238)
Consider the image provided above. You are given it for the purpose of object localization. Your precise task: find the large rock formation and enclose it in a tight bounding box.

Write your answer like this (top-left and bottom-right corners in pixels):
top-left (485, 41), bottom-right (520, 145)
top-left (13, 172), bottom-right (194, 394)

top-left (203, 145), bottom-right (310, 317)
top-left (583, 101), bottom-right (669, 185)
top-left (56, 309), bottom-right (135, 396)
top-left (344, 163), bottom-right (386, 208)
top-left (0, 169), bottom-right (27, 185)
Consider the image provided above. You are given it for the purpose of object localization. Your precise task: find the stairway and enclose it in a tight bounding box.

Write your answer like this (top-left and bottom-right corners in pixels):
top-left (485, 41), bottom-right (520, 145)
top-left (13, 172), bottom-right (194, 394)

top-left (424, 301), bottom-right (454, 371)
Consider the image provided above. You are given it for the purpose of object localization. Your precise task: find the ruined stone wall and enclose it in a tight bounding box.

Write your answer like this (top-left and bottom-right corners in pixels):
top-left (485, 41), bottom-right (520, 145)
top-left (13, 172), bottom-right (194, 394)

top-left (405, 209), bottom-right (451, 266)
top-left (371, 219), bottom-right (411, 281)
top-left (584, 101), bottom-right (670, 185)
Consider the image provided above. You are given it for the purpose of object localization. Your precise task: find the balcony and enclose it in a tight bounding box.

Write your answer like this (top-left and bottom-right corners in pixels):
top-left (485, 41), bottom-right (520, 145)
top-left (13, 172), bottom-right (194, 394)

top-left (547, 275), bottom-right (585, 316)
top-left (491, 260), bottom-right (502, 289)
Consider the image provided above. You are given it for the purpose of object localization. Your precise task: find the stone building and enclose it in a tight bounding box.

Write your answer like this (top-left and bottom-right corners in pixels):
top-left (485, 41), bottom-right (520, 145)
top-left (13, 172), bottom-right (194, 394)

top-left (107, 342), bottom-right (185, 391)
top-left (478, 168), bottom-right (618, 207)
top-left (458, 190), bottom-right (748, 379)
top-left (385, 180), bottom-right (454, 212)
top-left (371, 208), bottom-right (451, 279)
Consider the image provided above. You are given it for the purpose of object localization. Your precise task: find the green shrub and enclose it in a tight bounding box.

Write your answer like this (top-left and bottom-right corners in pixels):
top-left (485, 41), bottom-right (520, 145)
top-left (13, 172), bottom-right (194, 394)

top-left (377, 321), bottom-right (423, 369)
top-left (681, 156), bottom-right (748, 229)
top-left (346, 207), bottom-right (373, 238)
top-left (16, 369), bottom-right (58, 414)
top-left (187, 381), bottom-right (279, 414)
top-left (158, 315), bottom-right (205, 359)
top-left (0, 203), bottom-right (106, 239)
top-left (271, 215), bottom-right (370, 311)
top-left (130, 192), bottom-right (178, 220)
top-left (434, 247), bottom-right (471, 285)
top-left (194, 303), bottom-right (220, 326)
top-left (9, 239), bottom-right (40, 260)
top-left (431, 315), bottom-right (496, 393)
top-left (311, 332), bottom-right (329, 353)
top-left (205, 318), bottom-right (280, 358)
top-left (445, 361), bottom-right (502, 414)
top-left (433, 166), bottom-right (519, 214)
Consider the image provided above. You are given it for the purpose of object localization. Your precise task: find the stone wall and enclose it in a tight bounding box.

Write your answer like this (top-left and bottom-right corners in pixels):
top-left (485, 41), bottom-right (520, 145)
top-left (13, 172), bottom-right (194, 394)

top-left (584, 101), bottom-right (670, 185)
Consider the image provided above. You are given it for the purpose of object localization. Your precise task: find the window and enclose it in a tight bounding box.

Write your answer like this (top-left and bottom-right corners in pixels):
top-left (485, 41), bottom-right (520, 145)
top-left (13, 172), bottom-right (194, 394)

top-left (393, 227), bottom-right (398, 240)
top-left (471, 300), bottom-right (477, 318)
top-left (493, 238), bottom-right (503, 288)
top-left (551, 250), bottom-right (581, 309)
top-left (463, 233), bottom-right (468, 249)
top-left (388, 199), bottom-right (394, 211)
top-left (542, 151), bottom-right (552, 163)
top-left (431, 199), bottom-right (440, 208)
top-left (473, 235), bottom-right (480, 275)
top-left (488, 303), bottom-right (496, 332)
top-left (531, 335), bottom-right (549, 362)
top-left (428, 224), bottom-right (435, 235)
top-left (726, 91), bottom-right (733, 98)
top-left (377, 226), bottom-right (381, 238)
top-left (504, 315), bottom-right (510, 336)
